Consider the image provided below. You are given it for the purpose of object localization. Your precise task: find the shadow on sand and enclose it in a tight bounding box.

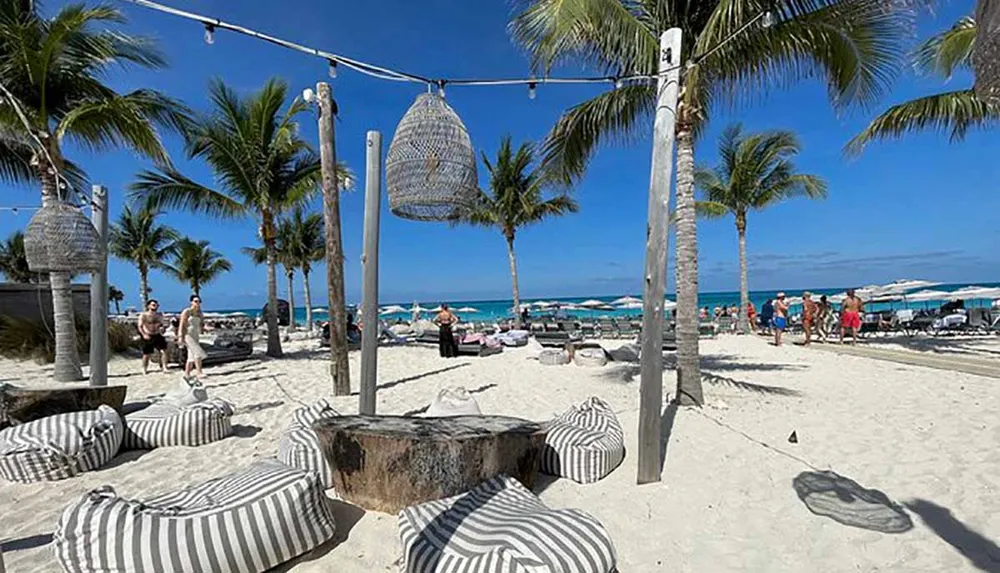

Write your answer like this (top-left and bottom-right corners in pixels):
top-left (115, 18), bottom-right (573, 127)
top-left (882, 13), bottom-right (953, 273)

top-left (267, 500), bottom-right (367, 572)
top-left (701, 371), bottom-right (800, 396)
top-left (906, 498), bottom-right (1000, 572)
top-left (351, 363), bottom-right (470, 397)
top-left (792, 470), bottom-right (912, 533)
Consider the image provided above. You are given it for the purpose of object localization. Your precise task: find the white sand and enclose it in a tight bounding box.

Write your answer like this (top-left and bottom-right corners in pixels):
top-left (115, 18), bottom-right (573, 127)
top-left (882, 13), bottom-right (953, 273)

top-left (3, 335), bottom-right (1000, 572)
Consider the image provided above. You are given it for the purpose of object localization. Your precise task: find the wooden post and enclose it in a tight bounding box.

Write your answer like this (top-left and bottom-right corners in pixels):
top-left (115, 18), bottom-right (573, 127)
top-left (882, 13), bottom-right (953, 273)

top-left (637, 28), bottom-right (683, 485)
top-left (317, 82), bottom-right (350, 395)
top-left (359, 131), bottom-right (382, 415)
top-left (89, 185), bottom-right (109, 387)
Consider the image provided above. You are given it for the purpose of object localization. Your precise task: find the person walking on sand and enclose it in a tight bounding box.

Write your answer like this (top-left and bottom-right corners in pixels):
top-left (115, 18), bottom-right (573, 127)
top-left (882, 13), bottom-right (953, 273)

top-left (802, 292), bottom-right (818, 345)
top-left (138, 299), bottom-right (168, 374)
top-left (179, 294), bottom-right (208, 379)
top-left (816, 295), bottom-right (833, 342)
top-left (840, 289), bottom-right (864, 345)
top-left (434, 304), bottom-right (460, 358)
top-left (773, 292), bottom-right (789, 346)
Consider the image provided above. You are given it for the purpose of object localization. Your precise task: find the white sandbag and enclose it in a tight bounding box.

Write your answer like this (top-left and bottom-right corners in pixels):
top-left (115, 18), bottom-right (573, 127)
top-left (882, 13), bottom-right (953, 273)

top-left (539, 349), bottom-right (570, 366)
top-left (424, 387), bottom-right (482, 417)
top-left (574, 348), bottom-right (608, 368)
top-left (161, 378), bottom-right (208, 407)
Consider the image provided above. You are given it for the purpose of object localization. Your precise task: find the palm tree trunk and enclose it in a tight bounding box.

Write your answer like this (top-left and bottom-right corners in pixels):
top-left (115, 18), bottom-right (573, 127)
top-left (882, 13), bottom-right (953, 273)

top-left (737, 215), bottom-right (750, 334)
top-left (674, 124), bottom-right (703, 406)
top-left (40, 167), bottom-right (82, 381)
top-left (286, 269), bottom-right (296, 331)
top-left (303, 269), bottom-right (313, 332)
top-left (139, 264), bottom-right (150, 305)
top-left (506, 235), bottom-right (522, 329)
top-left (263, 213), bottom-right (282, 358)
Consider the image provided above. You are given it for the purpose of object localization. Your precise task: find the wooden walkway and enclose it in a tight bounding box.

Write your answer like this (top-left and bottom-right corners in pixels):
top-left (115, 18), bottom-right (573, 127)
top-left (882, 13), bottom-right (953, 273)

top-left (806, 342), bottom-right (1000, 379)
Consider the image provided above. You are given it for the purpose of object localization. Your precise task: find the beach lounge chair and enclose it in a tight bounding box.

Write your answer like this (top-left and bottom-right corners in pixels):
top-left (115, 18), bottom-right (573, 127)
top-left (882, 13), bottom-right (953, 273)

top-left (0, 405), bottom-right (123, 483)
top-left (967, 308), bottom-right (991, 334)
top-left (398, 474), bottom-right (618, 573)
top-left (580, 321), bottom-right (597, 338)
top-left (533, 331), bottom-right (582, 348)
top-left (122, 398), bottom-right (234, 450)
top-left (541, 397), bottom-right (625, 484)
top-left (699, 321), bottom-right (717, 338)
top-left (277, 399), bottom-right (340, 488)
top-left (614, 319), bottom-right (639, 338)
top-left (457, 342), bottom-right (504, 357)
top-left (54, 459), bottom-right (338, 573)
top-left (597, 319), bottom-right (619, 339)
top-left (174, 330), bottom-right (256, 366)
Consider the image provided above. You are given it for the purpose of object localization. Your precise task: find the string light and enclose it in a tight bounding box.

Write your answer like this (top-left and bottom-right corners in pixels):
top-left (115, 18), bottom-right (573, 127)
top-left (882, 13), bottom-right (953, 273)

top-left (437, 80), bottom-right (446, 99)
top-left (203, 23), bottom-right (215, 44)
top-left (328, 59), bottom-right (337, 78)
top-left (527, 81), bottom-right (536, 100)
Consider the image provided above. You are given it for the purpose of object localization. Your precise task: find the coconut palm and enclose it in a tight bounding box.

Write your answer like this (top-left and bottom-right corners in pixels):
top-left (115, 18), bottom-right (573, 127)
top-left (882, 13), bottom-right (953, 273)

top-left (109, 205), bottom-right (178, 305)
top-left (465, 136), bottom-right (579, 328)
top-left (0, 1), bottom-right (190, 380)
top-left (108, 284), bottom-right (124, 314)
top-left (695, 125), bottom-right (826, 333)
top-left (131, 78), bottom-right (352, 357)
top-left (0, 230), bottom-right (42, 283)
top-left (511, 0), bottom-right (910, 405)
top-left (848, 16), bottom-right (1000, 152)
top-left (167, 238), bottom-right (232, 297)
top-left (241, 227), bottom-right (296, 330)
top-left (283, 207), bottom-right (325, 332)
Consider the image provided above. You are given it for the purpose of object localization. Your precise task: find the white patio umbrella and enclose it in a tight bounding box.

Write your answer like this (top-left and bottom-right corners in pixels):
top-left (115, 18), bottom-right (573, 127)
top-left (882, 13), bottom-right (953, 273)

top-left (878, 279), bottom-right (942, 294)
top-left (949, 286), bottom-right (1000, 300)
top-left (616, 301), bottom-right (644, 310)
top-left (664, 299), bottom-right (677, 310)
top-left (828, 293), bottom-right (847, 304)
top-left (611, 295), bottom-right (642, 305)
top-left (456, 306), bottom-right (479, 313)
top-left (311, 307), bottom-right (328, 314)
top-left (578, 299), bottom-right (606, 308)
top-left (410, 303), bottom-right (431, 313)
top-left (380, 305), bottom-right (407, 315)
top-left (905, 289), bottom-right (951, 302)
top-left (532, 300), bottom-right (556, 308)
top-left (430, 305), bottom-right (445, 313)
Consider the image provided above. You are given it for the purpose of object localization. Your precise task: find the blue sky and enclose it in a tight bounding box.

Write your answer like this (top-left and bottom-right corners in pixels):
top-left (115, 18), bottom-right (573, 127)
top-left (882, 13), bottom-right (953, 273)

top-left (3, 0), bottom-right (998, 311)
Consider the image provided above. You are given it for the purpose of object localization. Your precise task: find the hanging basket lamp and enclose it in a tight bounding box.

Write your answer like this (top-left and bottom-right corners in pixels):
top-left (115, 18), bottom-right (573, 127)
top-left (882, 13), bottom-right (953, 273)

top-left (24, 201), bottom-right (105, 272)
top-left (974, 0), bottom-right (1000, 103)
top-left (385, 92), bottom-right (479, 222)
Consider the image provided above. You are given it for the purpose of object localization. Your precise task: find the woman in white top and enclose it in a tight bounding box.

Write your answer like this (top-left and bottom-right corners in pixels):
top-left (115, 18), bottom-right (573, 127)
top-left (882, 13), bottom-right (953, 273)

top-left (179, 294), bottom-right (208, 379)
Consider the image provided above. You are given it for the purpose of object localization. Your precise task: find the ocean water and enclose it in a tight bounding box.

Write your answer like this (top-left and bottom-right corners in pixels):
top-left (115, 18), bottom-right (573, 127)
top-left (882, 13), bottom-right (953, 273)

top-left (221, 282), bottom-right (1000, 325)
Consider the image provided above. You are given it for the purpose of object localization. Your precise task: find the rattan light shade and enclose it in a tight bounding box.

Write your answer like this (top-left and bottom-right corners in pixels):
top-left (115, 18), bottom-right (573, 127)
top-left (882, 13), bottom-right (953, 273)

top-left (24, 202), bottom-right (105, 272)
top-left (385, 93), bottom-right (479, 221)
top-left (974, 0), bottom-right (1000, 103)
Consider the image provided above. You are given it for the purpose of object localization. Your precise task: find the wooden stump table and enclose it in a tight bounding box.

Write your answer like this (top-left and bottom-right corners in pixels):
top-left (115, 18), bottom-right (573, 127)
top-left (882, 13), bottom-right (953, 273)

top-left (0, 384), bottom-right (127, 429)
top-left (313, 415), bottom-right (546, 513)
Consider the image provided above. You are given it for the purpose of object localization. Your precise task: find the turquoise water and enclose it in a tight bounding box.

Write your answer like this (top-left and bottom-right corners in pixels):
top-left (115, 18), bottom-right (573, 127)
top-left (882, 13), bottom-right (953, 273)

top-left (222, 282), bottom-right (999, 324)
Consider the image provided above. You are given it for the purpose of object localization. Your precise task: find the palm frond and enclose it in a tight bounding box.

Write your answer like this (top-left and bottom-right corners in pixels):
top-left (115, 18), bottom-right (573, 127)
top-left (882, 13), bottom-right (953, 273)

top-left (913, 16), bottom-right (976, 78)
top-left (131, 167), bottom-right (247, 219)
top-left (695, 200), bottom-right (731, 218)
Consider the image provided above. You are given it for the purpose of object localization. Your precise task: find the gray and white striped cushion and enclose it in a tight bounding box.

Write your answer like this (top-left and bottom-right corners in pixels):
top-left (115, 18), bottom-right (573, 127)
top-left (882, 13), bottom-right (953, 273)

top-left (53, 458), bottom-right (338, 573)
top-left (0, 405), bottom-right (123, 483)
top-left (541, 397), bottom-right (625, 484)
top-left (122, 398), bottom-right (234, 450)
top-left (277, 400), bottom-right (339, 488)
top-left (399, 474), bottom-right (618, 573)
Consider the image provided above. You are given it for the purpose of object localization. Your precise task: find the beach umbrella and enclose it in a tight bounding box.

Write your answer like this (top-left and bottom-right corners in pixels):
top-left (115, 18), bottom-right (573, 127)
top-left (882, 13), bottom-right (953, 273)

top-left (532, 300), bottom-right (555, 308)
top-left (949, 286), bottom-right (1000, 300)
top-left (578, 299), bottom-right (605, 308)
top-left (410, 303), bottom-right (431, 313)
top-left (380, 305), bottom-right (407, 315)
top-left (905, 290), bottom-right (951, 302)
top-left (616, 301), bottom-right (644, 310)
top-left (611, 295), bottom-right (642, 305)
top-left (784, 296), bottom-right (804, 306)
top-left (456, 306), bottom-right (479, 313)
top-left (877, 279), bottom-right (941, 294)
top-left (430, 305), bottom-right (445, 312)
top-left (312, 307), bottom-right (328, 314)
top-left (828, 294), bottom-right (847, 304)
top-left (664, 299), bottom-right (677, 310)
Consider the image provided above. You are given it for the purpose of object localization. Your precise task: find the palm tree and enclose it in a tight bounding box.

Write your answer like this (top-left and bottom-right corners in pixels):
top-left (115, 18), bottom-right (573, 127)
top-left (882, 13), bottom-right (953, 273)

top-left (167, 238), bottom-right (232, 297)
top-left (131, 78), bottom-right (352, 357)
top-left (283, 207), bottom-right (325, 332)
top-left (510, 0), bottom-right (910, 405)
top-left (0, 1), bottom-right (190, 381)
top-left (108, 285), bottom-right (124, 314)
top-left (109, 205), bottom-right (178, 305)
top-left (848, 16), bottom-right (1000, 152)
top-left (241, 228), bottom-right (296, 330)
top-left (0, 231), bottom-right (42, 283)
top-left (465, 136), bottom-right (579, 328)
top-left (695, 125), bottom-right (826, 333)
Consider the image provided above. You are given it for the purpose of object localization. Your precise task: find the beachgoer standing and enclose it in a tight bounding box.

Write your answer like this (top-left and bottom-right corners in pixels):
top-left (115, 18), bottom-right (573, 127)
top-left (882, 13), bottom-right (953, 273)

top-left (802, 292), bottom-right (818, 345)
top-left (746, 302), bottom-right (757, 333)
top-left (840, 289), bottom-right (864, 345)
top-left (434, 304), bottom-right (460, 358)
top-left (760, 298), bottom-right (774, 335)
top-left (138, 300), bottom-right (168, 374)
top-left (816, 295), bottom-right (832, 341)
top-left (773, 292), bottom-right (789, 346)
top-left (179, 294), bottom-right (207, 379)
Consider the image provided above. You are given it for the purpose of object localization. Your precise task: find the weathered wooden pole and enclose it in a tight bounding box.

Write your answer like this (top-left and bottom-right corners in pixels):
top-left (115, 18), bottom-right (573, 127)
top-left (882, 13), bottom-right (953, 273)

top-left (317, 82), bottom-right (350, 395)
top-left (88, 185), bottom-right (109, 387)
top-left (637, 28), bottom-right (683, 485)
top-left (359, 130), bottom-right (382, 415)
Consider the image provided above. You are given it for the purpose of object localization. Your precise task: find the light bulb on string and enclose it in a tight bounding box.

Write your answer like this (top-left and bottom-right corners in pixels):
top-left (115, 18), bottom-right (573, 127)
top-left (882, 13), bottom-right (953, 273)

top-left (328, 60), bottom-right (338, 78)
top-left (528, 82), bottom-right (537, 100)
top-left (204, 24), bottom-right (215, 44)
top-left (762, 10), bottom-right (774, 28)
top-left (438, 81), bottom-right (446, 99)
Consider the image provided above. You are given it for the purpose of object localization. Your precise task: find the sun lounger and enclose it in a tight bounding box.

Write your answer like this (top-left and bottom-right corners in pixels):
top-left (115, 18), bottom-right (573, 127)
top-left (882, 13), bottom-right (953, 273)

top-left (614, 319), bottom-right (639, 338)
top-left (533, 331), bottom-right (583, 348)
top-left (597, 319), bottom-right (619, 338)
top-left (457, 343), bottom-right (503, 357)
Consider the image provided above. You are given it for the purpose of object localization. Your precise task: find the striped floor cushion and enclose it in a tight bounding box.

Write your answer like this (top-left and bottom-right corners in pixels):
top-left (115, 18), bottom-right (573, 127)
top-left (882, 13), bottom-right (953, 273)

top-left (0, 405), bottom-right (123, 483)
top-left (399, 474), bottom-right (617, 572)
top-left (122, 398), bottom-right (234, 450)
top-left (541, 397), bottom-right (625, 484)
top-left (54, 458), bottom-right (338, 573)
top-left (277, 400), bottom-right (339, 488)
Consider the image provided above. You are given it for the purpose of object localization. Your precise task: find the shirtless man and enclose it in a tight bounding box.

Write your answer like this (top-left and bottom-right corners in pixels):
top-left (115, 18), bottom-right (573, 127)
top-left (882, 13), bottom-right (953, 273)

top-left (840, 289), bottom-right (864, 345)
top-left (138, 299), bottom-right (168, 373)
top-left (773, 292), bottom-right (790, 346)
top-left (802, 292), bottom-right (817, 345)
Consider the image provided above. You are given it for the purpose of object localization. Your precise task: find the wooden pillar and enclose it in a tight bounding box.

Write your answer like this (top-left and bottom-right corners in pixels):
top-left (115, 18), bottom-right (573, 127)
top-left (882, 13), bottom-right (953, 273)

top-left (359, 131), bottom-right (382, 415)
top-left (89, 185), bottom-right (109, 387)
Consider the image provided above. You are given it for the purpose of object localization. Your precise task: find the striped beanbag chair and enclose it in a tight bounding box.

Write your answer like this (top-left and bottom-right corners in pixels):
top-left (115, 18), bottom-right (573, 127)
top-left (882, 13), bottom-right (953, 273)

top-left (277, 399), bottom-right (339, 488)
top-left (541, 397), bottom-right (625, 484)
top-left (54, 458), bottom-right (338, 573)
top-left (0, 405), bottom-right (123, 483)
top-left (399, 474), bottom-right (618, 573)
top-left (122, 398), bottom-right (234, 450)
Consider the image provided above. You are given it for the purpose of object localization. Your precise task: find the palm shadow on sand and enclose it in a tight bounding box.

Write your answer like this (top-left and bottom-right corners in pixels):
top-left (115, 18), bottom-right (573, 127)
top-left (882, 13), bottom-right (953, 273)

top-left (905, 499), bottom-right (1000, 572)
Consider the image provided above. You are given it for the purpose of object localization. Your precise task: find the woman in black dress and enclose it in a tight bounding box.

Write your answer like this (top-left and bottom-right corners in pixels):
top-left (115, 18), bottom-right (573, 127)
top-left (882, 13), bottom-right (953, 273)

top-left (434, 304), bottom-right (460, 358)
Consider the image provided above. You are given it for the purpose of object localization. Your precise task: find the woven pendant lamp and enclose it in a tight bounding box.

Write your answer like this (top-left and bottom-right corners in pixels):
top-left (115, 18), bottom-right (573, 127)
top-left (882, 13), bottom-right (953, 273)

top-left (385, 93), bottom-right (479, 221)
top-left (24, 201), bottom-right (105, 272)
top-left (974, 0), bottom-right (1000, 103)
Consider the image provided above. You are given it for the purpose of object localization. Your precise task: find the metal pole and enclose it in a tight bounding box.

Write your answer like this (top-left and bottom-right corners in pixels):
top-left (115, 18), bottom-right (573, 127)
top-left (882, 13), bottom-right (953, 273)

top-left (317, 82), bottom-right (351, 395)
top-left (637, 28), bottom-right (683, 485)
top-left (89, 185), bottom-right (109, 387)
top-left (359, 131), bottom-right (382, 415)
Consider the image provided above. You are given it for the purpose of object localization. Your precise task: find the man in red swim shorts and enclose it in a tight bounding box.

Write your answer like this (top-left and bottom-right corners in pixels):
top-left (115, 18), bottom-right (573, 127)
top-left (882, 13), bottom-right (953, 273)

top-left (840, 288), bottom-right (864, 345)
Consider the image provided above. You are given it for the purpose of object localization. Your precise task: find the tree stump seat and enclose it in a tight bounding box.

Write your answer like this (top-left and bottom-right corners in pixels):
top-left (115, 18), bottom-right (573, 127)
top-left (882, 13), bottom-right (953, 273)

top-left (314, 415), bottom-right (546, 513)
top-left (0, 384), bottom-right (127, 429)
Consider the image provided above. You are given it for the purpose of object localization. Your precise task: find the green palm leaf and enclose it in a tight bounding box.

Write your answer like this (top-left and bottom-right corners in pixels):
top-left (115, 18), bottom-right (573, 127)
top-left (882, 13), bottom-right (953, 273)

top-left (169, 238), bottom-right (232, 295)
